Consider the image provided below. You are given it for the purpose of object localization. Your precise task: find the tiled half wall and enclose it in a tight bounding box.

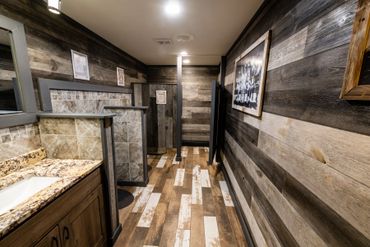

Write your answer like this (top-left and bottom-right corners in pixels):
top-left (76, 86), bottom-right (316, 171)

top-left (104, 107), bottom-right (147, 185)
top-left (38, 117), bottom-right (103, 160)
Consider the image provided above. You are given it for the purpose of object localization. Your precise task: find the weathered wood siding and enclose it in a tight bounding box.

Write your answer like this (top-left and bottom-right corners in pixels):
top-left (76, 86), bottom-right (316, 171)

top-left (146, 83), bottom-right (177, 151)
top-left (221, 0), bottom-right (370, 246)
top-left (182, 67), bottom-right (219, 144)
top-left (147, 66), bottom-right (219, 145)
top-left (0, 0), bottom-right (146, 90)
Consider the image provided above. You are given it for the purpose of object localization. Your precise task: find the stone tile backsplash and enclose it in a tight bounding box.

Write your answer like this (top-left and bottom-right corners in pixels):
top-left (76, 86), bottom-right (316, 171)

top-left (39, 118), bottom-right (103, 160)
top-left (0, 124), bottom-right (42, 162)
top-left (50, 90), bottom-right (132, 113)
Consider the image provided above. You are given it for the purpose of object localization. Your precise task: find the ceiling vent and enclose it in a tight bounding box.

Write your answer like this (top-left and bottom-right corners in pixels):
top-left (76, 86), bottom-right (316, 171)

top-left (175, 34), bottom-right (194, 42)
top-left (153, 38), bottom-right (173, 46)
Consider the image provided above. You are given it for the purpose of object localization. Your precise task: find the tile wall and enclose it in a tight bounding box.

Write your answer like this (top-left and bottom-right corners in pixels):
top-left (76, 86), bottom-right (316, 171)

top-left (0, 124), bottom-right (41, 162)
top-left (105, 108), bottom-right (144, 183)
top-left (50, 90), bottom-right (132, 113)
top-left (38, 118), bottom-right (103, 160)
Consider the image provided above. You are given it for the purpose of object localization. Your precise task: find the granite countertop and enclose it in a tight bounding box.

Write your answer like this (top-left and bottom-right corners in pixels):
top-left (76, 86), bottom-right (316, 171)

top-left (0, 158), bottom-right (103, 238)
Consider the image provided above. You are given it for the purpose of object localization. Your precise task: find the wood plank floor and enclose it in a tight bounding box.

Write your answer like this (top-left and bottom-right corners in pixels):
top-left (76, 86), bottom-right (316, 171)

top-left (114, 146), bottom-right (248, 247)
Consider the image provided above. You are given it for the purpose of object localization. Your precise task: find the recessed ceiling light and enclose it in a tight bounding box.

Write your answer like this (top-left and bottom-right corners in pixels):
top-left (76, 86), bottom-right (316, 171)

top-left (164, 1), bottom-right (181, 17)
top-left (47, 0), bottom-right (61, 14)
top-left (183, 59), bottom-right (190, 64)
top-left (180, 51), bottom-right (188, 56)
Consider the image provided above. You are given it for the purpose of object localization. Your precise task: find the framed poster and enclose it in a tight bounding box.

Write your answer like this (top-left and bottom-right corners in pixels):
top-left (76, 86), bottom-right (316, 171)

top-left (156, 90), bottom-right (167, 105)
top-left (117, 67), bottom-right (125, 86)
top-left (71, 50), bottom-right (90, 80)
top-left (232, 30), bottom-right (271, 117)
top-left (340, 0), bottom-right (370, 100)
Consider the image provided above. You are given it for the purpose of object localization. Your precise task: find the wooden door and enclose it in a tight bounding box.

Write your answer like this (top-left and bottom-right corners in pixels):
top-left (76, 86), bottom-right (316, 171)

top-left (34, 226), bottom-right (61, 247)
top-left (59, 186), bottom-right (107, 247)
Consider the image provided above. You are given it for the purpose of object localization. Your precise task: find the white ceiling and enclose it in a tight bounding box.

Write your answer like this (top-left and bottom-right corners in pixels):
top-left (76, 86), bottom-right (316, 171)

top-left (61, 0), bottom-right (262, 65)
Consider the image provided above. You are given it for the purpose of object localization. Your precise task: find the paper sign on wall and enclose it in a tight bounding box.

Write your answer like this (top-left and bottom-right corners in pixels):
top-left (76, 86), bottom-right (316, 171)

top-left (71, 50), bottom-right (90, 81)
top-left (156, 90), bottom-right (167, 105)
top-left (117, 67), bottom-right (125, 86)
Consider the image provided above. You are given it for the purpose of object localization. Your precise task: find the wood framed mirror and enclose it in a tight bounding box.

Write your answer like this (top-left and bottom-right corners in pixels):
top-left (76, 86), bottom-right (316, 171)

top-left (341, 0), bottom-right (370, 100)
top-left (0, 14), bottom-right (37, 128)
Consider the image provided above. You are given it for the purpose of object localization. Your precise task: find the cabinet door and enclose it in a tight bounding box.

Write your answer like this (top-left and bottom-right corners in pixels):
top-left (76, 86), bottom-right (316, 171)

top-left (60, 186), bottom-right (107, 247)
top-left (34, 226), bottom-right (61, 247)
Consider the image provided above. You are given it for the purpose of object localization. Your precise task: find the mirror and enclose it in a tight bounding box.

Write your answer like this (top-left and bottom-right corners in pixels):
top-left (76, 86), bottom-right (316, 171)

top-left (0, 14), bottom-right (37, 128)
top-left (0, 28), bottom-right (20, 114)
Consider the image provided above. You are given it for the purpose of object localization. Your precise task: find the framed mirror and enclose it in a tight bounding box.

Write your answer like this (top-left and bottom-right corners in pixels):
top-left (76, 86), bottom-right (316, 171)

top-left (0, 14), bottom-right (37, 128)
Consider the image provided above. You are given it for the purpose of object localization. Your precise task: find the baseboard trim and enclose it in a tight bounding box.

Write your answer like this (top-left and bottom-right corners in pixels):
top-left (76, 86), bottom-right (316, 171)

top-left (182, 140), bottom-right (209, 146)
top-left (219, 162), bottom-right (256, 247)
top-left (117, 179), bottom-right (148, 187)
top-left (109, 223), bottom-right (122, 246)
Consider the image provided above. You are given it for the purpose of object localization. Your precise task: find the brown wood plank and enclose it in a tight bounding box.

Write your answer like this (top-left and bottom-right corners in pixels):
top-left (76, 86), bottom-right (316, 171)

top-left (214, 196), bottom-right (238, 247)
top-left (190, 205), bottom-right (205, 247)
top-left (225, 115), bottom-right (286, 192)
top-left (226, 207), bottom-right (249, 247)
top-left (117, 147), bottom-right (249, 246)
top-left (144, 201), bottom-right (169, 246)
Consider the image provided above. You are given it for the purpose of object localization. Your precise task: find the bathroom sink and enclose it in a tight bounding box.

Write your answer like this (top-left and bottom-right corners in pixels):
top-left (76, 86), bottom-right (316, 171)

top-left (0, 176), bottom-right (60, 216)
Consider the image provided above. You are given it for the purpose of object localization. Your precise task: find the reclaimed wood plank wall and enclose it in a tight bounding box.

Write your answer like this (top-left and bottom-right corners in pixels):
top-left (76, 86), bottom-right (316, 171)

top-left (221, 0), bottom-right (370, 246)
top-left (146, 83), bottom-right (177, 151)
top-left (147, 66), bottom-right (219, 145)
top-left (182, 67), bottom-right (219, 144)
top-left (0, 0), bottom-right (146, 90)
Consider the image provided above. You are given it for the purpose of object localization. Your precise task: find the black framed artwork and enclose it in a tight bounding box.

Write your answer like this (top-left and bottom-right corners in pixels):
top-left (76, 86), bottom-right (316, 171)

top-left (232, 30), bottom-right (271, 117)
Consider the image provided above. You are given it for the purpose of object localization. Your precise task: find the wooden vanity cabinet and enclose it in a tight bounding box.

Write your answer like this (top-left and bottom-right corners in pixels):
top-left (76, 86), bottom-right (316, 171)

top-left (0, 168), bottom-right (109, 247)
top-left (34, 226), bottom-right (61, 247)
top-left (58, 185), bottom-right (106, 247)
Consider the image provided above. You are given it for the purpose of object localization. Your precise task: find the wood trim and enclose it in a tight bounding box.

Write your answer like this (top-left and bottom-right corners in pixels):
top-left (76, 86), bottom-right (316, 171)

top-left (0, 14), bottom-right (37, 128)
top-left (99, 117), bottom-right (121, 243)
top-left (182, 140), bottom-right (209, 147)
top-left (117, 179), bottom-right (149, 187)
top-left (340, 0), bottom-right (370, 100)
top-left (104, 106), bottom-right (148, 111)
top-left (208, 80), bottom-right (218, 164)
top-left (176, 56), bottom-right (183, 161)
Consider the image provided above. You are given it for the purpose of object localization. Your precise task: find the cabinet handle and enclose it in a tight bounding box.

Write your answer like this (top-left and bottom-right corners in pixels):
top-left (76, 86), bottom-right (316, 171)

top-left (63, 226), bottom-right (70, 240)
top-left (51, 237), bottom-right (59, 247)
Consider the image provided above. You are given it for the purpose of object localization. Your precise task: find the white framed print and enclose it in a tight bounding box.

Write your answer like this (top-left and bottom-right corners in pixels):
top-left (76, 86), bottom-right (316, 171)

top-left (71, 50), bottom-right (90, 80)
top-left (156, 90), bottom-right (167, 105)
top-left (117, 67), bottom-right (125, 86)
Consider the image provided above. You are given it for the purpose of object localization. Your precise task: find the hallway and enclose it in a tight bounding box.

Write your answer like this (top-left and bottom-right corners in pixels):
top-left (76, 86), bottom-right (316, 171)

top-left (115, 147), bottom-right (247, 247)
